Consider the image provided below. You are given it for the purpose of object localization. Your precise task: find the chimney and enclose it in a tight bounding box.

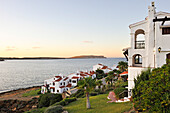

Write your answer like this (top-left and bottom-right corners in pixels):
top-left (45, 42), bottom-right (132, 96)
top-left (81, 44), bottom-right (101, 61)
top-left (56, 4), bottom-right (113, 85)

top-left (148, 2), bottom-right (156, 19)
top-left (152, 2), bottom-right (155, 7)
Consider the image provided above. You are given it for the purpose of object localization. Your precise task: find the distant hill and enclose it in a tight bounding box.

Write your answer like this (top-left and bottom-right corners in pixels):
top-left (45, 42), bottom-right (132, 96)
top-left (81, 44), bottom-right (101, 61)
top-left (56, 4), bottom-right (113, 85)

top-left (0, 57), bottom-right (65, 60)
top-left (0, 55), bottom-right (106, 60)
top-left (70, 55), bottom-right (106, 59)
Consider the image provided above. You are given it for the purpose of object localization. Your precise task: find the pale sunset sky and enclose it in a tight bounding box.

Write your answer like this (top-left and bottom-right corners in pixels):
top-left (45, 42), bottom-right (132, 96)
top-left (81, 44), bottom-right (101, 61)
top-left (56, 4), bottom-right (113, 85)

top-left (0, 0), bottom-right (170, 58)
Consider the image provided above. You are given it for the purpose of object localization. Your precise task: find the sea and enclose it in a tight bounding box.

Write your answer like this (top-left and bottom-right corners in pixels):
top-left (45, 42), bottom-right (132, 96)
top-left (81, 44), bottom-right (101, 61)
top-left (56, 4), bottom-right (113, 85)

top-left (0, 58), bottom-right (126, 93)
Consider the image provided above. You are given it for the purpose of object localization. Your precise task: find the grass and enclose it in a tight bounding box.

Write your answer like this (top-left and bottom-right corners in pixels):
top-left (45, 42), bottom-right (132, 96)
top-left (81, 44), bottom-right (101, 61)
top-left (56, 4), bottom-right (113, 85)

top-left (25, 107), bottom-right (47, 113)
top-left (64, 93), bottom-right (133, 113)
top-left (22, 89), bottom-right (41, 97)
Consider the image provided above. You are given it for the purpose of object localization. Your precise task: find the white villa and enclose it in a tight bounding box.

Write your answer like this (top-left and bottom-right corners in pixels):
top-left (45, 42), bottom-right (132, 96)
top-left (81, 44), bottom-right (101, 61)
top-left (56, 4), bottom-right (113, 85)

top-left (41, 70), bottom-right (96, 94)
top-left (41, 63), bottom-right (113, 94)
top-left (123, 2), bottom-right (170, 97)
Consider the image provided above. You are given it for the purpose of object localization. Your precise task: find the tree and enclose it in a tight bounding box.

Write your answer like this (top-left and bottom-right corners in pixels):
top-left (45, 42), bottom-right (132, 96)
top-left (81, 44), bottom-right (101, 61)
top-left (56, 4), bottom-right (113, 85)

top-left (117, 61), bottom-right (128, 72)
top-left (132, 64), bottom-right (170, 112)
top-left (96, 80), bottom-right (103, 89)
top-left (105, 76), bottom-right (111, 85)
top-left (113, 69), bottom-right (121, 75)
top-left (106, 71), bottom-right (118, 86)
top-left (78, 77), bottom-right (96, 109)
top-left (95, 69), bottom-right (106, 79)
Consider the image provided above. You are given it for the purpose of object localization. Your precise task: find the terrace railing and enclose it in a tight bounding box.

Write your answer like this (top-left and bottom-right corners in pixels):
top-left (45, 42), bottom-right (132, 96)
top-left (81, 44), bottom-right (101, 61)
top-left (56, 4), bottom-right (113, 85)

top-left (135, 41), bottom-right (145, 49)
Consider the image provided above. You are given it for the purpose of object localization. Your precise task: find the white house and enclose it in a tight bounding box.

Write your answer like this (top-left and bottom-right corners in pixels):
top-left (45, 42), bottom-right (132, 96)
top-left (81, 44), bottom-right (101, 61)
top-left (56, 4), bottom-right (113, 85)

top-left (41, 75), bottom-right (72, 94)
top-left (41, 70), bottom-right (96, 94)
top-left (93, 63), bottom-right (113, 73)
top-left (123, 2), bottom-right (170, 97)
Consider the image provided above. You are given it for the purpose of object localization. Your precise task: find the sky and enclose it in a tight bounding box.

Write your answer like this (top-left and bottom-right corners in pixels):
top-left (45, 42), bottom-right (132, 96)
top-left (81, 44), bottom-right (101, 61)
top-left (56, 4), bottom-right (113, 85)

top-left (0, 0), bottom-right (170, 58)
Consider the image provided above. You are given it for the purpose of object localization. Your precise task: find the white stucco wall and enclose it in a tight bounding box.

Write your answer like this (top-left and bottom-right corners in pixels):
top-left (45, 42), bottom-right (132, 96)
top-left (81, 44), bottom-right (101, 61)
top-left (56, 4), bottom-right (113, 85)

top-left (127, 3), bottom-right (170, 97)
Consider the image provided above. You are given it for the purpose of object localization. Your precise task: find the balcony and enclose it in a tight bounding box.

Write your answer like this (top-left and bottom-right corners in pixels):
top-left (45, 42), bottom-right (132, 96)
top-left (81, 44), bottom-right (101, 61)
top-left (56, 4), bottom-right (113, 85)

top-left (135, 41), bottom-right (145, 49)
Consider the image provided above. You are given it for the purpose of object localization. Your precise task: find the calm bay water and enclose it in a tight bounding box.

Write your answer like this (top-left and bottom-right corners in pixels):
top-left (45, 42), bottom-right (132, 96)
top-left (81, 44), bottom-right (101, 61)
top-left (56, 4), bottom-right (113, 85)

top-left (0, 58), bottom-right (125, 93)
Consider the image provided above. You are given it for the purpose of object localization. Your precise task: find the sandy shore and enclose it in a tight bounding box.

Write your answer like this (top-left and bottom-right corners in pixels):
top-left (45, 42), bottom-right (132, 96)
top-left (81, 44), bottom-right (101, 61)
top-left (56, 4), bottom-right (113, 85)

top-left (0, 86), bottom-right (41, 101)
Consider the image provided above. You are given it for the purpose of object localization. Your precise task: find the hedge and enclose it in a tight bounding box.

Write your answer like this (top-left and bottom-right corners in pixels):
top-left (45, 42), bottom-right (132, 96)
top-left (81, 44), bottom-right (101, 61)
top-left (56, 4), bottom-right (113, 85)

top-left (114, 87), bottom-right (127, 99)
top-left (54, 97), bottom-right (77, 106)
top-left (38, 93), bottom-right (62, 108)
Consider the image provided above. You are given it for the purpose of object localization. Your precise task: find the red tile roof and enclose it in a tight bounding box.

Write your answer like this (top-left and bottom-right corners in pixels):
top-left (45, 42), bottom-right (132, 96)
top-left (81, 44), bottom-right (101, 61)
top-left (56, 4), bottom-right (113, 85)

top-left (63, 77), bottom-right (68, 81)
top-left (50, 87), bottom-right (55, 89)
top-left (54, 77), bottom-right (62, 82)
top-left (120, 71), bottom-right (128, 75)
top-left (55, 76), bottom-right (61, 78)
top-left (60, 86), bottom-right (65, 88)
top-left (80, 71), bottom-right (83, 73)
top-left (80, 73), bottom-right (87, 76)
top-left (98, 63), bottom-right (103, 65)
top-left (90, 71), bottom-right (95, 75)
top-left (101, 66), bottom-right (108, 69)
top-left (72, 76), bottom-right (80, 79)
top-left (66, 84), bottom-right (72, 88)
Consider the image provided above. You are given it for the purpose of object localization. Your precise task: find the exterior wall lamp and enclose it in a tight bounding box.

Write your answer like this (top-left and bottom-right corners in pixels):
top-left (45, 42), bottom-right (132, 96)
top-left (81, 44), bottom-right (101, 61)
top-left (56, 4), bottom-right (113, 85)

top-left (158, 47), bottom-right (161, 53)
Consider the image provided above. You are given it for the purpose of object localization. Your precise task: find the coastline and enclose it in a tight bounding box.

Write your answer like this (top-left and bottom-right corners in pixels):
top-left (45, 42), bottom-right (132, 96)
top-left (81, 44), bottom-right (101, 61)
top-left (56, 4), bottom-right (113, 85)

top-left (0, 86), bottom-right (41, 101)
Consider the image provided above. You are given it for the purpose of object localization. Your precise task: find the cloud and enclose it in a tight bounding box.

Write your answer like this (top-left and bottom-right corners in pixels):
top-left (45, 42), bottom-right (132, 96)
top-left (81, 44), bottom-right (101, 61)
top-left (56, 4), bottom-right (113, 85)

top-left (6, 46), bottom-right (16, 51)
top-left (32, 46), bottom-right (40, 49)
top-left (82, 41), bottom-right (93, 43)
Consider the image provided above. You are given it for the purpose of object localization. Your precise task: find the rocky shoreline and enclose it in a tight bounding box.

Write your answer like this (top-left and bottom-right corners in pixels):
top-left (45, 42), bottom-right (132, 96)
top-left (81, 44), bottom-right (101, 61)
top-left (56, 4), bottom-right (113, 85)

top-left (0, 86), bottom-right (41, 113)
top-left (0, 98), bottom-right (38, 113)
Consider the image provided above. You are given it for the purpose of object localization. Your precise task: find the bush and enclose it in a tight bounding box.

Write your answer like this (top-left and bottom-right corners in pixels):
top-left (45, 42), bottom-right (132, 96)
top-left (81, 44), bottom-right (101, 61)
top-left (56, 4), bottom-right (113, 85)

top-left (114, 87), bottom-right (127, 99)
top-left (38, 93), bottom-right (62, 108)
top-left (44, 105), bottom-right (63, 113)
top-left (90, 92), bottom-right (98, 96)
top-left (132, 64), bottom-right (170, 112)
top-left (94, 89), bottom-right (105, 94)
top-left (70, 89), bottom-right (84, 98)
top-left (54, 97), bottom-right (77, 106)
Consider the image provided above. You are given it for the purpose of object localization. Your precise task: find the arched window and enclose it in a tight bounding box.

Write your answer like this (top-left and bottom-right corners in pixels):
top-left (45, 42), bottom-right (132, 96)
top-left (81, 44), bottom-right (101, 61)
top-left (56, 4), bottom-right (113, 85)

top-left (135, 29), bottom-right (145, 49)
top-left (134, 54), bottom-right (142, 64)
top-left (133, 54), bottom-right (142, 67)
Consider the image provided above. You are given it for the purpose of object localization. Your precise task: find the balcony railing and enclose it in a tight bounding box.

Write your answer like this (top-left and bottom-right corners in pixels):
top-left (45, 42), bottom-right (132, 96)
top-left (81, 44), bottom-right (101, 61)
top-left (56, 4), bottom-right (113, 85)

top-left (135, 41), bottom-right (145, 49)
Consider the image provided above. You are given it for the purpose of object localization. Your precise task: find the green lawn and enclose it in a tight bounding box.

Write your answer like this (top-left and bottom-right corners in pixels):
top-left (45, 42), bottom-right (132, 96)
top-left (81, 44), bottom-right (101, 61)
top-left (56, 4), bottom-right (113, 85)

top-left (64, 94), bottom-right (132, 113)
top-left (22, 89), bottom-right (41, 97)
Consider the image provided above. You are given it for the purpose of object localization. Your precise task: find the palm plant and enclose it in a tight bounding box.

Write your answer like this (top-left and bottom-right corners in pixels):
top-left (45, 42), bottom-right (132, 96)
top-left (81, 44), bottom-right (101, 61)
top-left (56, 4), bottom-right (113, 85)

top-left (77, 77), bottom-right (96, 109)
top-left (96, 80), bottom-right (103, 89)
top-left (117, 61), bottom-right (128, 72)
top-left (105, 76), bottom-right (111, 84)
top-left (107, 71), bottom-right (115, 86)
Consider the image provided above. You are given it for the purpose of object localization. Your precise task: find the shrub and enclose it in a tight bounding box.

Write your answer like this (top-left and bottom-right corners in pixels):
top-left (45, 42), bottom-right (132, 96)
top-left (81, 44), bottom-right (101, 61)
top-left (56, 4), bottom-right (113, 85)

top-left (93, 89), bottom-right (105, 94)
top-left (38, 93), bottom-right (62, 108)
top-left (90, 92), bottom-right (98, 96)
top-left (114, 87), bottom-right (127, 99)
top-left (54, 97), bottom-right (77, 106)
top-left (44, 105), bottom-right (63, 113)
top-left (132, 64), bottom-right (170, 112)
